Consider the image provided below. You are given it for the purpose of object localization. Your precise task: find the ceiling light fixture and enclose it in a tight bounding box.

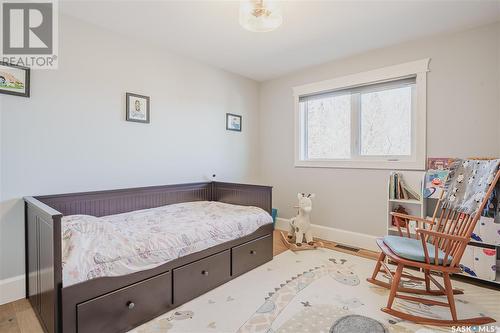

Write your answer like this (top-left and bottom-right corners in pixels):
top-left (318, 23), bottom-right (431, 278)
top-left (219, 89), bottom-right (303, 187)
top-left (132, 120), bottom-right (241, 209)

top-left (239, 0), bottom-right (283, 32)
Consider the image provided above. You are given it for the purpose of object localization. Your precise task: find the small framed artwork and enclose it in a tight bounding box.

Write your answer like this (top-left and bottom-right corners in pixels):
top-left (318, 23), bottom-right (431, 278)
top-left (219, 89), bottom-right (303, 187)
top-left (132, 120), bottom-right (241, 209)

top-left (226, 113), bottom-right (242, 132)
top-left (126, 93), bottom-right (150, 123)
top-left (0, 62), bottom-right (30, 97)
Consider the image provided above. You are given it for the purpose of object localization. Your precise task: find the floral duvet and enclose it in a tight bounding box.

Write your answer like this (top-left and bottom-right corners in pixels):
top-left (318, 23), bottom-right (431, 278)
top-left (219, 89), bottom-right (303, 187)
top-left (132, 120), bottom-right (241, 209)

top-left (62, 201), bottom-right (272, 286)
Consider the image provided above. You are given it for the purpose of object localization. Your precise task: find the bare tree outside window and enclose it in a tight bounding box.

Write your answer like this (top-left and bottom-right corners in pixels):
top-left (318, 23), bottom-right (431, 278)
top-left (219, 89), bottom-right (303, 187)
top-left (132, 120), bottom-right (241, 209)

top-left (360, 86), bottom-right (412, 156)
top-left (299, 80), bottom-right (414, 161)
top-left (306, 94), bottom-right (351, 159)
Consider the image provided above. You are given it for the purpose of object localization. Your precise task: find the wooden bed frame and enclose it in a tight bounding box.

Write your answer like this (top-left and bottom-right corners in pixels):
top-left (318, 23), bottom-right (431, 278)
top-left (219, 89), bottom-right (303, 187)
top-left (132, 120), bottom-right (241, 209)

top-left (24, 181), bottom-right (273, 333)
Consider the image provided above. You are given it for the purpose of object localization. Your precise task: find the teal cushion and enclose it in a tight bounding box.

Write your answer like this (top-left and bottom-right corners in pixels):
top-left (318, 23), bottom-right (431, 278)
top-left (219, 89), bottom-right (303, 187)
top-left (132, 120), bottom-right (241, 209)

top-left (383, 235), bottom-right (452, 265)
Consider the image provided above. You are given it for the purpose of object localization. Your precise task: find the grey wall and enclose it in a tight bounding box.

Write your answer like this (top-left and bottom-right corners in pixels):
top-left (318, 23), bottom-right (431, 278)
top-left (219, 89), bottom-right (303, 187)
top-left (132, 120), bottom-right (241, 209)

top-left (259, 22), bottom-right (500, 237)
top-left (0, 15), bottom-right (261, 280)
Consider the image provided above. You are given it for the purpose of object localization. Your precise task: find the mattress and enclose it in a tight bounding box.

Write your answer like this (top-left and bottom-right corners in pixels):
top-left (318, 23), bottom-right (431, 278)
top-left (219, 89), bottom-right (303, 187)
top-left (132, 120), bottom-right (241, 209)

top-left (62, 201), bottom-right (272, 286)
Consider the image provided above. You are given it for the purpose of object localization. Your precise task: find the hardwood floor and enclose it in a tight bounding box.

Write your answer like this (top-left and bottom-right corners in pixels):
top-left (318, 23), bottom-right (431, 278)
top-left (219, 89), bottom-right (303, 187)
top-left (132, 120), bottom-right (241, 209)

top-left (0, 298), bottom-right (43, 333)
top-left (272, 229), bottom-right (379, 260)
top-left (272, 229), bottom-right (290, 256)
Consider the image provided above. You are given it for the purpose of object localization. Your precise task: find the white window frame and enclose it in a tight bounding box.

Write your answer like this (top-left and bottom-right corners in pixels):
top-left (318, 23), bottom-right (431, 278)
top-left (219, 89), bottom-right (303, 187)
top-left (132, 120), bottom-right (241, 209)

top-left (293, 58), bottom-right (430, 170)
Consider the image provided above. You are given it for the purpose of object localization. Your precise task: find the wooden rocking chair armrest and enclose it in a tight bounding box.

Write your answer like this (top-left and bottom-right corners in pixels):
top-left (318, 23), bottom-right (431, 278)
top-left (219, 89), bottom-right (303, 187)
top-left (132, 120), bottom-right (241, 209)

top-left (390, 212), bottom-right (435, 225)
top-left (416, 228), bottom-right (468, 266)
top-left (416, 229), bottom-right (468, 242)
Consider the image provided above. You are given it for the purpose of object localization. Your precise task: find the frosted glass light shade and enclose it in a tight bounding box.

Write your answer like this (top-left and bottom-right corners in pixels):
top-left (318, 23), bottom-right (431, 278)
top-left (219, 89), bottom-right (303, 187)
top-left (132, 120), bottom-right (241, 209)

top-left (239, 0), bottom-right (283, 32)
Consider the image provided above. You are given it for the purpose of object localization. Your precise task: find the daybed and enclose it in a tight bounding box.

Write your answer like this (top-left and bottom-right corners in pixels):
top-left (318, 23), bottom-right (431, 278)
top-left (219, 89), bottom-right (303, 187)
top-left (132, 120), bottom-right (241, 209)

top-left (24, 181), bottom-right (273, 333)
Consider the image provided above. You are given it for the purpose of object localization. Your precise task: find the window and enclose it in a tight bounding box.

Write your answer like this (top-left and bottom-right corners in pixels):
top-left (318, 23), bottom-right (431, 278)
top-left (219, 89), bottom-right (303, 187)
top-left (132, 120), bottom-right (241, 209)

top-left (294, 59), bottom-right (429, 170)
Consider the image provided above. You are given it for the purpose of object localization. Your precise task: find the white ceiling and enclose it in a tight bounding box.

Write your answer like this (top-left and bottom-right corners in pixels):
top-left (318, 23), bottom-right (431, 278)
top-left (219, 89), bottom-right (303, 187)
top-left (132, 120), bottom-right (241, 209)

top-left (61, 1), bottom-right (500, 81)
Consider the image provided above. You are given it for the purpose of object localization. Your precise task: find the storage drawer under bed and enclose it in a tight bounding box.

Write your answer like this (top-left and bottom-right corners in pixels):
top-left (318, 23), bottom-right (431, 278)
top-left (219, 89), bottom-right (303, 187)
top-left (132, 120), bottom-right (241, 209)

top-left (74, 234), bottom-right (272, 333)
top-left (232, 234), bottom-right (273, 277)
top-left (173, 250), bottom-right (231, 305)
top-left (77, 271), bottom-right (172, 333)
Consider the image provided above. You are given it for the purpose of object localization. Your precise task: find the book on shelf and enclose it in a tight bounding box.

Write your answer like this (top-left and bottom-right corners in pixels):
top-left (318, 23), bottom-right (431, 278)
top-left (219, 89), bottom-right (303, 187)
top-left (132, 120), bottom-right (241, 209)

top-left (389, 172), bottom-right (421, 201)
top-left (389, 172), bottom-right (395, 199)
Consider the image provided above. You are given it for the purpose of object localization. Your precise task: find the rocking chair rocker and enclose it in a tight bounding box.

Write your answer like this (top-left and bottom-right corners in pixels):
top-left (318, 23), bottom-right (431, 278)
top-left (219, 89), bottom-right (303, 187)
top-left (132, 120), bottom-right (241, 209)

top-left (367, 159), bottom-right (500, 326)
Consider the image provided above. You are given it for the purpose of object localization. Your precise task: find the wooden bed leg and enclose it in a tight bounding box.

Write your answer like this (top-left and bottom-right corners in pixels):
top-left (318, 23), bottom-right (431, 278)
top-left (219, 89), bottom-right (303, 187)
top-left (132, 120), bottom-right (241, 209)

top-left (386, 264), bottom-right (403, 309)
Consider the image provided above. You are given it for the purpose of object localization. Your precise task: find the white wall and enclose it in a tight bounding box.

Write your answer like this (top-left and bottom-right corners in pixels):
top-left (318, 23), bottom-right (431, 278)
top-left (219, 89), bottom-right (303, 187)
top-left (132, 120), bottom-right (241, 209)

top-left (260, 23), bottom-right (500, 240)
top-left (0, 14), bottom-right (261, 282)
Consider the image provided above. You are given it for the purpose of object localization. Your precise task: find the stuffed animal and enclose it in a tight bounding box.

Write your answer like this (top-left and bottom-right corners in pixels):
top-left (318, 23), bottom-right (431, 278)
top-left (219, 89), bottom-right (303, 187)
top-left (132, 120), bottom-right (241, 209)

top-left (288, 193), bottom-right (315, 246)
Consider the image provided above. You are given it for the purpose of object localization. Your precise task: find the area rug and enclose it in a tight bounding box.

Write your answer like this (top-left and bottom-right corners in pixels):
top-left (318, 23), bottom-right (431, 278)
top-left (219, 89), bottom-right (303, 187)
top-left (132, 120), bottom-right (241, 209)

top-left (130, 248), bottom-right (499, 333)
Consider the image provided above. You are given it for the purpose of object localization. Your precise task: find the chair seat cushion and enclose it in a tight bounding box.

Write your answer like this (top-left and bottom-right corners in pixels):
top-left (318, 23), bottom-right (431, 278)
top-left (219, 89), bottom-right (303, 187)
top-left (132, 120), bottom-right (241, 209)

top-left (383, 235), bottom-right (452, 265)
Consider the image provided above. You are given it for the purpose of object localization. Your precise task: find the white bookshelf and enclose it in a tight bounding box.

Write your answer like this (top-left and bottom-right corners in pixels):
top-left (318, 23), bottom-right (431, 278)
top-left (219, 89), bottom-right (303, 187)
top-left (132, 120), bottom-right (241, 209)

top-left (386, 171), bottom-right (426, 237)
top-left (386, 171), bottom-right (500, 286)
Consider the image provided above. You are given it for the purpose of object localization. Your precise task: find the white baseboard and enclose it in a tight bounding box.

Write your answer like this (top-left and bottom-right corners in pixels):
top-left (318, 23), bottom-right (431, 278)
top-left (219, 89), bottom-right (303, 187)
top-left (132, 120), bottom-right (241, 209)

top-left (275, 217), bottom-right (379, 252)
top-left (0, 275), bottom-right (25, 305)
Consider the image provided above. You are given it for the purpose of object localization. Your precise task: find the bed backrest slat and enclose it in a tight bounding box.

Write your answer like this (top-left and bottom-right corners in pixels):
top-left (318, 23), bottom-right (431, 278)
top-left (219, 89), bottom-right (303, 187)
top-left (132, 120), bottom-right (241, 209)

top-left (213, 182), bottom-right (273, 215)
top-left (34, 181), bottom-right (273, 217)
top-left (36, 182), bottom-right (212, 217)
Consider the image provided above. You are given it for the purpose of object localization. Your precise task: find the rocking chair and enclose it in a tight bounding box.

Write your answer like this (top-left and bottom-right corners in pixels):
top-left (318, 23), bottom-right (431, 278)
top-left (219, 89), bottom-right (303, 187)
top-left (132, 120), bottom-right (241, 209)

top-left (367, 159), bottom-right (500, 326)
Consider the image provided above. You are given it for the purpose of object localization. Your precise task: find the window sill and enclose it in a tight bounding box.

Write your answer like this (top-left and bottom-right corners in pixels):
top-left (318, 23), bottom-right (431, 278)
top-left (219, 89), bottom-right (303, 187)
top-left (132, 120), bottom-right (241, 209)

top-left (294, 159), bottom-right (425, 171)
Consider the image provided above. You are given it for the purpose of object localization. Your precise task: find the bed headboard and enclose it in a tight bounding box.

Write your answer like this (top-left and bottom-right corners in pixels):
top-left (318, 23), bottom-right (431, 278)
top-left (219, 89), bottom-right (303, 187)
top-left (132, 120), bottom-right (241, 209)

top-left (32, 181), bottom-right (272, 217)
top-left (213, 182), bottom-right (272, 215)
top-left (35, 182), bottom-right (212, 217)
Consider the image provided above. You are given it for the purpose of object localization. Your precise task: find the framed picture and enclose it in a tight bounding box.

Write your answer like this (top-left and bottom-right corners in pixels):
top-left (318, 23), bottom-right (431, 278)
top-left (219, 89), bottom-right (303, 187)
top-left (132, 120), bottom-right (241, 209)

top-left (226, 113), bottom-right (242, 132)
top-left (0, 62), bottom-right (30, 97)
top-left (126, 93), bottom-right (150, 123)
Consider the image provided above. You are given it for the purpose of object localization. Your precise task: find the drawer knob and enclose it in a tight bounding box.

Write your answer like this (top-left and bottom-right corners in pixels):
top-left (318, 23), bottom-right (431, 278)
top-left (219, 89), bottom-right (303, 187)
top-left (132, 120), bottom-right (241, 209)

top-left (250, 250), bottom-right (257, 255)
top-left (127, 301), bottom-right (135, 309)
top-left (201, 270), bottom-right (209, 276)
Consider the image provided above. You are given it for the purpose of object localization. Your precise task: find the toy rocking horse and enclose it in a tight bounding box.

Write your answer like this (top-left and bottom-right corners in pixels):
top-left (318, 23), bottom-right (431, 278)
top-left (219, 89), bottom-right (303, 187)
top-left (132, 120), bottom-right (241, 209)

top-left (280, 193), bottom-right (323, 251)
